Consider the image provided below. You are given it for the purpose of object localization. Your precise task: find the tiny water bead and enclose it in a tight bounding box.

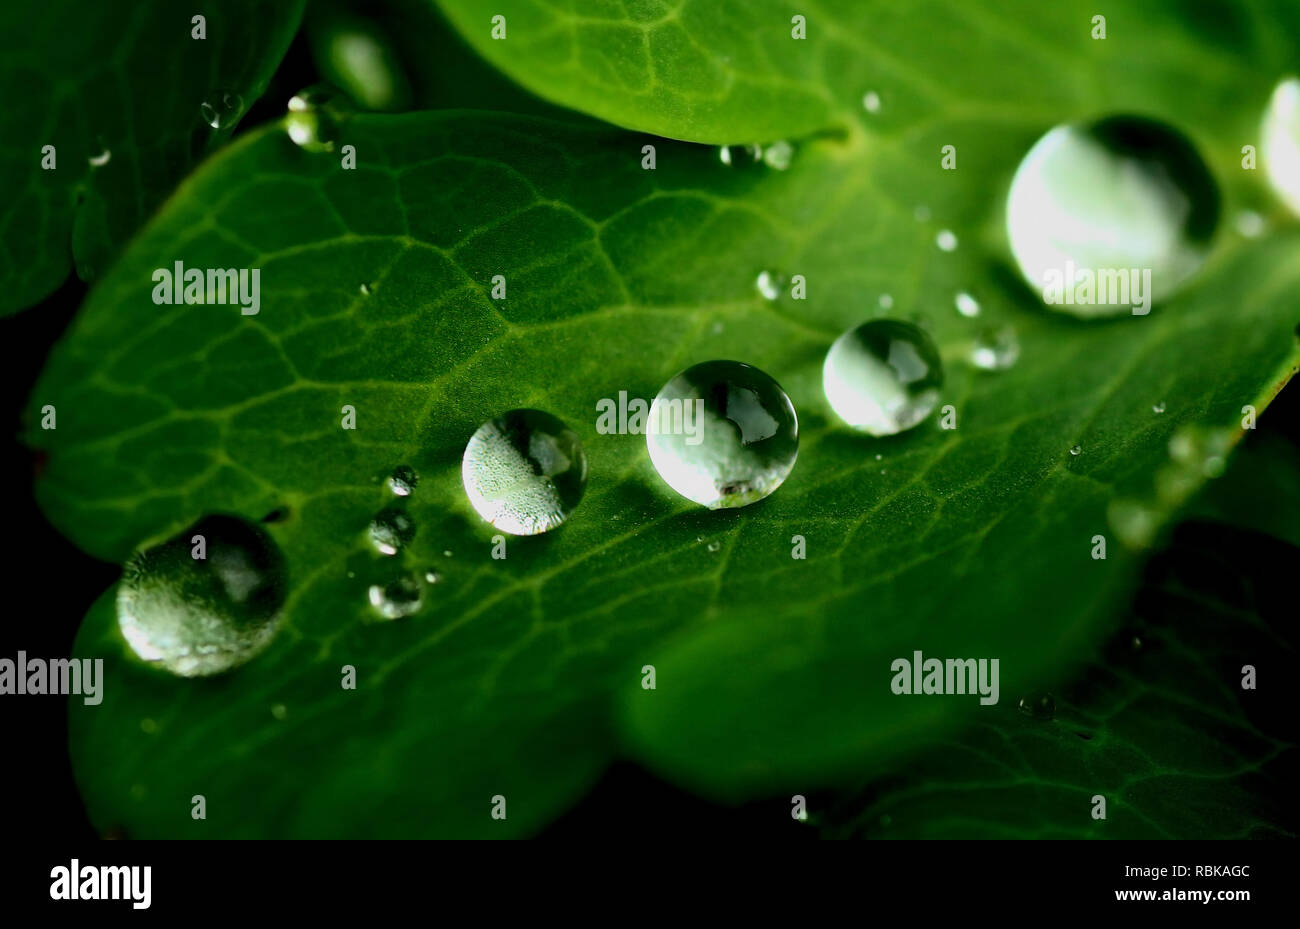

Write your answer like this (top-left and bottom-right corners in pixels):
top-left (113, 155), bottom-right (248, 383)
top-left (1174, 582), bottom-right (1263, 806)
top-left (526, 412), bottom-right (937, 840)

top-left (87, 141), bottom-right (111, 168)
top-left (462, 409), bottom-right (587, 535)
top-left (756, 270), bottom-right (784, 300)
top-left (719, 144), bottom-right (761, 166)
top-left (646, 360), bottom-right (798, 509)
top-left (878, 293), bottom-right (894, 310)
top-left (1152, 401), bottom-right (1167, 414)
top-left (862, 90), bottom-right (882, 114)
top-left (970, 325), bottom-right (1020, 371)
top-left (823, 320), bottom-right (944, 436)
top-left (1006, 115), bottom-right (1219, 316)
top-left (1018, 692), bottom-right (1056, 720)
top-left (200, 90), bottom-right (244, 129)
top-left (287, 84), bottom-right (343, 151)
top-left (1069, 445), bottom-right (1082, 456)
top-left (369, 507), bottom-right (415, 555)
top-left (954, 292), bottom-right (980, 317)
top-left (387, 464), bottom-right (418, 497)
top-left (1262, 77), bottom-right (1300, 216)
top-left (117, 515), bottom-right (288, 678)
top-left (368, 575), bottom-right (423, 620)
top-left (935, 229), bottom-right (958, 252)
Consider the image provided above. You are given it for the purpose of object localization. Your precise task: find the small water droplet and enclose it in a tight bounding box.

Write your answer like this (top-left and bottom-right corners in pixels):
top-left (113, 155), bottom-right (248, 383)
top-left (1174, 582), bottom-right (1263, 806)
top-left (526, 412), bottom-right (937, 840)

top-left (935, 229), bottom-right (958, 252)
top-left (954, 292), bottom-right (981, 317)
top-left (874, 453), bottom-right (882, 461)
top-left (87, 140), bottom-right (111, 168)
top-left (862, 91), bottom-right (882, 114)
top-left (1006, 115), bottom-right (1219, 315)
top-left (970, 325), bottom-right (1020, 371)
top-left (271, 703), bottom-right (287, 720)
top-left (443, 549), bottom-right (453, 558)
top-left (1234, 210), bottom-right (1266, 238)
top-left (1131, 635), bottom-right (1143, 651)
top-left (823, 319), bottom-right (944, 436)
top-left (1262, 77), bottom-right (1300, 217)
top-left (762, 140), bottom-right (794, 171)
top-left (463, 409), bottom-right (587, 535)
top-left (711, 320), bottom-right (725, 335)
top-left (706, 540), bottom-right (721, 553)
top-left (647, 360), bottom-right (798, 509)
top-left (755, 270), bottom-right (784, 301)
top-left (117, 515), bottom-right (287, 677)
top-left (424, 570), bottom-right (441, 584)
top-left (387, 464), bottom-right (418, 497)
top-left (1069, 444), bottom-right (1082, 456)
top-left (200, 89), bottom-right (244, 129)
top-left (360, 282), bottom-right (374, 295)
top-left (1018, 692), bottom-right (1056, 720)
top-left (1152, 401), bottom-right (1166, 414)
top-left (369, 507), bottom-right (415, 555)
top-left (913, 205), bottom-right (931, 222)
top-left (878, 293), bottom-right (894, 310)
top-left (368, 575), bottom-right (423, 620)
top-left (286, 83), bottom-right (343, 151)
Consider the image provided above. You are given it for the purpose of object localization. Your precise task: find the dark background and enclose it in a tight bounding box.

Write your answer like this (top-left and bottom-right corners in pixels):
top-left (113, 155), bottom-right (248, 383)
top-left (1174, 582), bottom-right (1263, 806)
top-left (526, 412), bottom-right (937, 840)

top-left (3, 28), bottom-right (1295, 844)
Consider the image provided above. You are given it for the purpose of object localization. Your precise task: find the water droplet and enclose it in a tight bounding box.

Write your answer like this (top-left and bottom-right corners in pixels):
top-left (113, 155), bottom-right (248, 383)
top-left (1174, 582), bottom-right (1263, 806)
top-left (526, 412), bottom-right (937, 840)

top-left (443, 549), bottom-right (453, 558)
top-left (1069, 445), bottom-right (1082, 456)
top-left (1006, 115), bottom-right (1219, 316)
top-left (1108, 498), bottom-right (1159, 548)
top-left (87, 141), bottom-right (111, 168)
top-left (369, 507), bottom-right (415, 555)
top-left (1152, 401), bottom-right (1166, 414)
top-left (755, 270), bottom-right (784, 301)
top-left (936, 229), bottom-right (958, 252)
top-left (387, 464), bottom-right (418, 497)
top-left (462, 409), bottom-right (587, 535)
top-left (970, 325), bottom-right (1020, 371)
top-left (1168, 427), bottom-right (1229, 478)
top-left (1018, 692), bottom-right (1056, 720)
top-left (360, 282), bottom-right (374, 295)
top-left (271, 703), bottom-right (287, 720)
top-left (368, 575), bottom-right (423, 620)
top-left (862, 91), bottom-right (882, 114)
top-left (286, 83), bottom-right (343, 152)
top-left (1234, 210), bottom-right (1266, 238)
top-left (424, 570), bottom-right (441, 584)
top-left (954, 292), bottom-right (981, 317)
top-left (874, 453), bottom-right (882, 461)
top-left (1130, 635), bottom-right (1143, 651)
top-left (1262, 77), bottom-right (1300, 217)
top-left (117, 515), bottom-right (287, 677)
top-left (878, 293), bottom-right (894, 310)
top-left (719, 144), bottom-right (761, 166)
top-left (706, 540), bottom-right (721, 553)
top-left (823, 320), bottom-right (944, 436)
top-left (200, 89), bottom-right (244, 129)
top-left (762, 140), bottom-right (794, 171)
top-left (913, 205), bottom-right (931, 222)
top-left (646, 360), bottom-right (798, 509)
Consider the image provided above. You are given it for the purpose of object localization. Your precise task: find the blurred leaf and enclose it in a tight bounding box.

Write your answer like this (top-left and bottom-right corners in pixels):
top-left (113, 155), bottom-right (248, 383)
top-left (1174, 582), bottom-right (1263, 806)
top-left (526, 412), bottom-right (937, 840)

top-left (815, 521), bottom-right (1298, 838)
top-left (28, 1), bottom-right (1300, 836)
top-left (0, 0), bottom-right (304, 315)
top-left (432, 0), bottom-right (1300, 143)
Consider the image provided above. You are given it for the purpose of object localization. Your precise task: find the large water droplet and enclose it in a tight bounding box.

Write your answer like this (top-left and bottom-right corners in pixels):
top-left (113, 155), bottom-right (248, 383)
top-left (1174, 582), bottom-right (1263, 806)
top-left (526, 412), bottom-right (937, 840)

top-left (200, 90), bottom-right (244, 129)
top-left (1262, 77), bottom-right (1300, 216)
top-left (823, 320), bottom-right (944, 435)
top-left (462, 409), bottom-right (587, 535)
top-left (970, 325), bottom-right (1020, 371)
top-left (286, 83), bottom-right (343, 152)
top-left (117, 515), bottom-right (287, 677)
top-left (368, 575), bottom-right (423, 620)
top-left (646, 360), bottom-right (798, 509)
top-left (387, 464), bottom-right (418, 497)
top-left (1018, 692), bottom-right (1056, 720)
top-left (369, 507), bottom-right (415, 555)
top-left (1006, 115), bottom-right (1219, 316)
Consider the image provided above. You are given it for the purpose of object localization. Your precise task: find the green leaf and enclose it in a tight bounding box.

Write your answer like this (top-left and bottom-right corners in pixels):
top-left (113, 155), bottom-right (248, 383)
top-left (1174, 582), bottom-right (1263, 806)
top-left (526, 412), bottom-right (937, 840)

top-left (432, 0), bottom-right (1300, 143)
top-left (1186, 432), bottom-right (1300, 548)
top-left (0, 0), bottom-right (304, 315)
top-left (814, 521), bottom-right (1298, 839)
top-left (32, 4), bottom-right (1300, 834)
